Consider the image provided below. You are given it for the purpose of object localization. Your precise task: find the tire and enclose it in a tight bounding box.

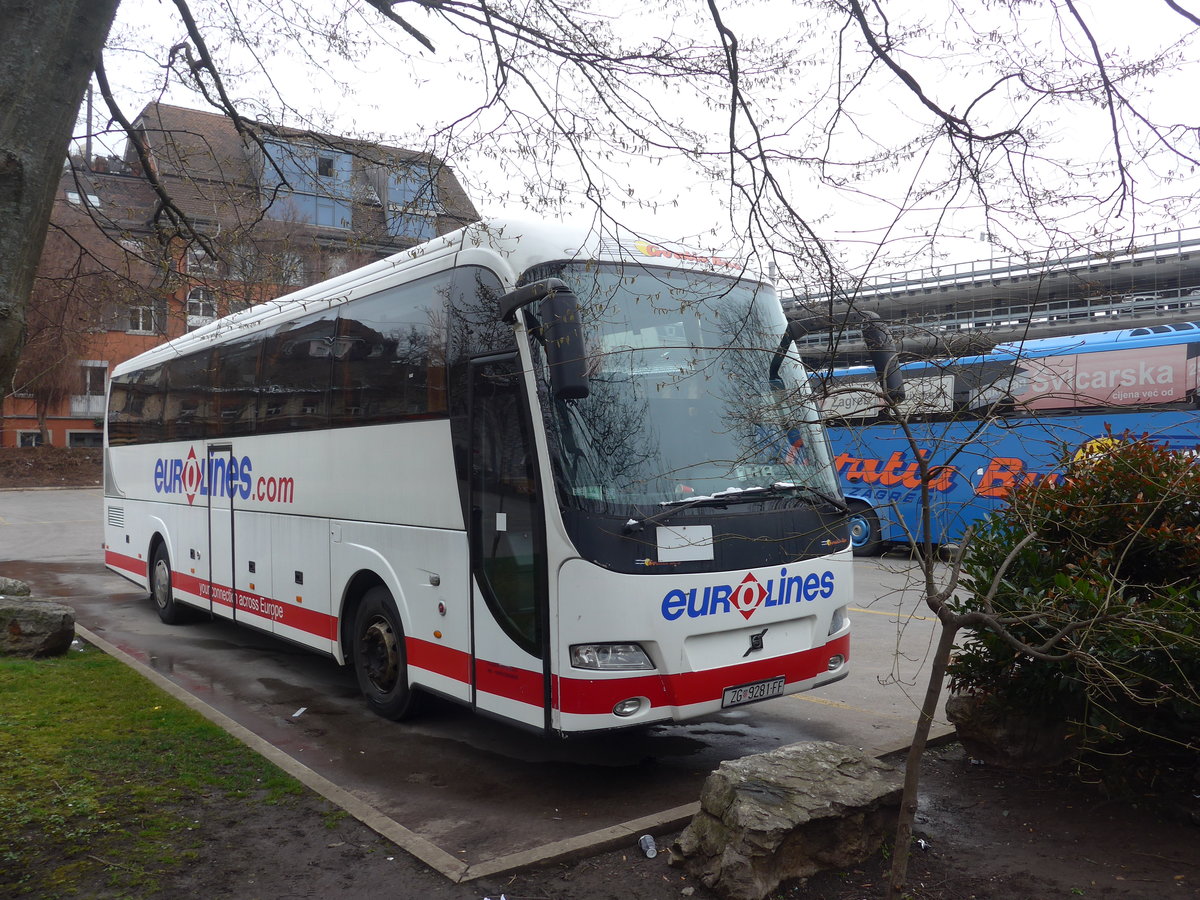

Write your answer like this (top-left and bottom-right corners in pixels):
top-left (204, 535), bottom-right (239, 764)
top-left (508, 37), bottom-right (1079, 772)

top-left (352, 586), bottom-right (422, 720)
top-left (847, 501), bottom-right (883, 557)
top-left (150, 543), bottom-right (187, 624)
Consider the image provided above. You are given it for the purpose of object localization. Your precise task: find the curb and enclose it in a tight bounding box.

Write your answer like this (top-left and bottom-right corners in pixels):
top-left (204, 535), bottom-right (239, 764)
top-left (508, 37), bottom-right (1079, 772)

top-left (0, 484), bottom-right (102, 492)
top-left (75, 623), bottom-right (958, 883)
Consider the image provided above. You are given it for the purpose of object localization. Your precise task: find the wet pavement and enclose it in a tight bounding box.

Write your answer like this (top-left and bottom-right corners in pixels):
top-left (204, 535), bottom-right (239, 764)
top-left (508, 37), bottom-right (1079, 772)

top-left (1, 488), bottom-right (951, 869)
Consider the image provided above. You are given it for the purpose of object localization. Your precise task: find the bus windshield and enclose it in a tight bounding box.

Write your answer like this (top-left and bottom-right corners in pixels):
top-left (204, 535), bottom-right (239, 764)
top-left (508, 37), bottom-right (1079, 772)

top-left (531, 263), bottom-right (839, 512)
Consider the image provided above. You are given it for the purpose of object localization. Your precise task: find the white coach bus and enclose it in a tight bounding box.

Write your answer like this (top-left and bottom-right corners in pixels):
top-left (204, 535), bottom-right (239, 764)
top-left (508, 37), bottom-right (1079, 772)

top-left (103, 218), bottom-right (895, 735)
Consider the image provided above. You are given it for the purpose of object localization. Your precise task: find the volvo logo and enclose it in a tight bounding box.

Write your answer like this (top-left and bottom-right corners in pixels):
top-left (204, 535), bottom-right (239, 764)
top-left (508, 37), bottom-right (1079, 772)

top-left (743, 627), bottom-right (768, 658)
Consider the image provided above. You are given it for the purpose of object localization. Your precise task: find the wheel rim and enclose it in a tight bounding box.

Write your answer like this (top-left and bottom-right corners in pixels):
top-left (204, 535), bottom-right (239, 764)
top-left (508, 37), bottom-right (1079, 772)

top-left (849, 515), bottom-right (871, 548)
top-left (152, 559), bottom-right (170, 610)
top-left (360, 616), bottom-right (399, 693)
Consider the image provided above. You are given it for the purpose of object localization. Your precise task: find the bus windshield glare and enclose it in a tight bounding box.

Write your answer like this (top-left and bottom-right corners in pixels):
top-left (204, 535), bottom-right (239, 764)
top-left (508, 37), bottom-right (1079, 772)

top-left (531, 263), bottom-right (839, 511)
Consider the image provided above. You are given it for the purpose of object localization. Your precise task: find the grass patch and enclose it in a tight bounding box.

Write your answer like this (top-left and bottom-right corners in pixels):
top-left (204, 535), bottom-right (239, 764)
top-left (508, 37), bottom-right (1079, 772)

top-left (0, 643), bottom-right (303, 898)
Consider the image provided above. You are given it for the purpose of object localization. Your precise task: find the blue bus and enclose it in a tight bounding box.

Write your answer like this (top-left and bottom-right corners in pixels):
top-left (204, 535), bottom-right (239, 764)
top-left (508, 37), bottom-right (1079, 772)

top-left (818, 321), bottom-right (1200, 554)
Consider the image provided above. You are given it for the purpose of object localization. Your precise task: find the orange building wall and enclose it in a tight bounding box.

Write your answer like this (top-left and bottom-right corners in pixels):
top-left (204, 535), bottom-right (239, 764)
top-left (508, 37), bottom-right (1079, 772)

top-left (2, 299), bottom-right (188, 449)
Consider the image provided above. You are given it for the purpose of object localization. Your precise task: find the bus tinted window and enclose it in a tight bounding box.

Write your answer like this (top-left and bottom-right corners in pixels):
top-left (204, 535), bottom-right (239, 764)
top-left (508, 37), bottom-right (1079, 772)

top-left (257, 311), bottom-right (336, 434)
top-left (107, 365), bottom-right (166, 445)
top-left (447, 266), bottom-right (511, 364)
top-left (330, 273), bottom-right (451, 426)
top-left (213, 337), bottom-right (262, 436)
top-left (164, 351), bottom-right (214, 441)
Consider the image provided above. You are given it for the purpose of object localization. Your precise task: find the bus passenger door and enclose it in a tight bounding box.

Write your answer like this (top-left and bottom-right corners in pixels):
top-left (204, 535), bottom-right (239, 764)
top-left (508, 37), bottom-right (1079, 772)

top-left (467, 355), bottom-right (552, 732)
top-left (206, 444), bottom-right (237, 621)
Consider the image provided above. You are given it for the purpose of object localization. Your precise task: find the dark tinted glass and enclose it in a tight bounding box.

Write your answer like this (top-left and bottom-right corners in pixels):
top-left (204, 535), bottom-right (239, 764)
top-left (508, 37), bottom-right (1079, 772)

top-left (164, 351), bottom-right (214, 441)
top-left (257, 311), bottom-right (336, 434)
top-left (330, 273), bottom-right (451, 427)
top-left (107, 365), bottom-right (166, 445)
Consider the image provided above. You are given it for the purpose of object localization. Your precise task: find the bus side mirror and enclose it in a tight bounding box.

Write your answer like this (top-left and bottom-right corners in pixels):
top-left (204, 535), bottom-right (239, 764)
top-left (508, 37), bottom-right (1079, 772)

top-left (499, 279), bottom-right (591, 401)
top-left (782, 312), bottom-right (905, 405)
top-left (858, 313), bottom-right (905, 405)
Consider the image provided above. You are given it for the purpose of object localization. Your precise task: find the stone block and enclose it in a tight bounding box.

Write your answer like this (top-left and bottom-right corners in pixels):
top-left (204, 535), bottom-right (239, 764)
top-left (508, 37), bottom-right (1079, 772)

top-left (0, 576), bottom-right (32, 597)
top-left (671, 741), bottom-right (902, 900)
top-left (1, 596), bottom-right (76, 658)
top-left (945, 691), bottom-right (1079, 769)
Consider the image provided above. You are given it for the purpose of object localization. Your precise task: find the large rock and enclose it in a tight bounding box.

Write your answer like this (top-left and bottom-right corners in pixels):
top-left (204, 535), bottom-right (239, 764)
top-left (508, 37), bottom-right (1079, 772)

top-left (670, 741), bottom-right (902, 900)
top-left (945, 691), bottom-right (1079, 769)
top-left (0, 576), bottom-right (32, 597)
top-left (1, 595), bottom-right (76, 657)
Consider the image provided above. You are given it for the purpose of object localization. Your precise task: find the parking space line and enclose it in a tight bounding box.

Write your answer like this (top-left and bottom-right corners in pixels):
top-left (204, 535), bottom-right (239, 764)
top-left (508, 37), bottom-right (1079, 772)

top-left (850, 606), bottom-right (933, 622)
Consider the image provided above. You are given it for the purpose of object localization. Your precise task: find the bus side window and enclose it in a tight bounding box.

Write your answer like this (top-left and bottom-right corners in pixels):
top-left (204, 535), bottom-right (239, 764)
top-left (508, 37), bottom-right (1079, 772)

top-left (257, 312), bottom-right (336, 434)
top-left (330, 273), bottom-right (450, 427)
top-left (164, 351), bottom-right (213, 442)
top-left (212, 337), bottom-right (262, 437)
top-left (108, 364), bottom-right (165, 445)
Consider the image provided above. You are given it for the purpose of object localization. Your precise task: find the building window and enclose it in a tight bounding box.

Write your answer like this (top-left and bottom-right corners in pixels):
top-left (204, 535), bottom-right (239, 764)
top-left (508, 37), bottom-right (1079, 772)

top-left (18, 431), bottom-right (43, 448)
top-left (278, 252), bottom-right (306, 286)
top-left (187, 246), bottom-right (217, 276)
top-left (79, 362), bottom-right (106, 396)
top-left (68, 431), bottom-right (103, 448)
top-left (127, 304), bottom-right (159, 334)
top-left (384, 165), bottom-right (440, 241)
top-left (65, 190), bottom-right (101, 208)
top-left (261, 139), bottom-right (352, 230)
top-left (325, 255), bottom-right (350, 279)
top-left (186, 288), bottom-right (217, 332)
top-left (71, 361), bottom-right (108, 417)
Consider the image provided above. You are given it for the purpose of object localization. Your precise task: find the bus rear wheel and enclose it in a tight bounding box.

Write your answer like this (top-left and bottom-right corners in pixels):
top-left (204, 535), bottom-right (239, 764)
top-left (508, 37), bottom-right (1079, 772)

top-left (847, 501), bottom-right (883, 557)
top-left (352, 586), bottom-right (421, 720)
top-left (150, 544), bottom-right (187, 624)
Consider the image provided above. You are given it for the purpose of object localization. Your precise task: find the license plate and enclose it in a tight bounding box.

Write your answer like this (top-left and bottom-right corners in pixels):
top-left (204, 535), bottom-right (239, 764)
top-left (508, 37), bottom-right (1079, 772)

top-left (721, 675), bottom-right (786, 708)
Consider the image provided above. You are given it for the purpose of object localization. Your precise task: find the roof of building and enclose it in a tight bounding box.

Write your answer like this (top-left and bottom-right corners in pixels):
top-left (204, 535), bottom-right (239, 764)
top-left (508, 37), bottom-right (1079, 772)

top-left (64, 101), bottom-right (477, 250)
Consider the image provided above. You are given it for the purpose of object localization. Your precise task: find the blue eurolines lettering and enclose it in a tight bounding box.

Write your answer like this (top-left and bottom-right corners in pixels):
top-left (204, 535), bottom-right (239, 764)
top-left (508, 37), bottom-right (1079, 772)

top-left (660, 568), bottom-right (836, 621)
top-left (153, 451), bottom-right (255, 500)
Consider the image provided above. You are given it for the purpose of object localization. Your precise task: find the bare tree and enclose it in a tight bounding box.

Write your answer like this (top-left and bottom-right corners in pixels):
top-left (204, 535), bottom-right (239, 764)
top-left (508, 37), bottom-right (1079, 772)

top-left (0, 0), bottom-right (122, 394)
top-left (5, 0), bottom-right (1200, 389)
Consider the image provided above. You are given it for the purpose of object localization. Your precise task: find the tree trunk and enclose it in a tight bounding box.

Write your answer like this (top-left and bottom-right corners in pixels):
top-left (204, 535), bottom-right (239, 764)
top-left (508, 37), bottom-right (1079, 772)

top-left (886, 620), bottom-right (960, 900)
top-left (0, 0), bottom-right (122, 391)
top-left (35, 396), bottom-right (52, 446)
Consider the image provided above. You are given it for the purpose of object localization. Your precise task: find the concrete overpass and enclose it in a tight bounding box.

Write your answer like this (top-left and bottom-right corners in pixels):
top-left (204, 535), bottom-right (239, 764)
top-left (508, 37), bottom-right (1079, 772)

top-left (783, 226), bottom-right (1200, 364)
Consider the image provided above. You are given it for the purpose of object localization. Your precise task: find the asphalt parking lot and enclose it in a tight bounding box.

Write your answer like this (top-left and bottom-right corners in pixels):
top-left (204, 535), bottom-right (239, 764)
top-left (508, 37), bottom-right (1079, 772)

top-left (1, 487), bottom-right (952, 877)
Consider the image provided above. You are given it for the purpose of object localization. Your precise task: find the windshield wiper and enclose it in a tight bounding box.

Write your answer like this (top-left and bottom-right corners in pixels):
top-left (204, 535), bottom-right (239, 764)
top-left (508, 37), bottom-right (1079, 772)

top-left (622, 482), bottom-right (849, 535)
top-left (773, 482), bottom-right (851, 514)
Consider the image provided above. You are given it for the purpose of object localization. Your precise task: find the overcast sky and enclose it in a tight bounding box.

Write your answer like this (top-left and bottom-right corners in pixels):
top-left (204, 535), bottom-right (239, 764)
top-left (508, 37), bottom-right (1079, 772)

top-left (93, 0), bottom-right (1200, 278)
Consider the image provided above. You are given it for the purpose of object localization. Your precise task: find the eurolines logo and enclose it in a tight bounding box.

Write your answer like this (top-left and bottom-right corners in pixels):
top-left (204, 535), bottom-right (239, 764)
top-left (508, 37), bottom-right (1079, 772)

top-left (660, 568), bottom-right (836, 622)
top-left (153, 446), bottom-right (295, 506)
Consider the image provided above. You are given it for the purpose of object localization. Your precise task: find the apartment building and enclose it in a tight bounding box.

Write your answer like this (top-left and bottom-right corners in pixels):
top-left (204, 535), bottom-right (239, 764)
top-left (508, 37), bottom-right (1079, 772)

top-left (3, 102), bottom-right (478, 447)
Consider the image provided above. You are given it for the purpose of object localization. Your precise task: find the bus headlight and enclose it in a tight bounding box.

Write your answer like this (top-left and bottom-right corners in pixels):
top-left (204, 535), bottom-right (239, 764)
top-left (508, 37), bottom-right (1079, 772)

top-left (570, 643), bottom-right (654, 671)
top-left (828, 605), bottom-right (849, 635)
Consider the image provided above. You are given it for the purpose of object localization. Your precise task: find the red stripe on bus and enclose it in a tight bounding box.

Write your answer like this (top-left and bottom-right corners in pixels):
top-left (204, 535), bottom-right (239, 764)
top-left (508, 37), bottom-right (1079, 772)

top-left (554, 634), bottom-right (850, 715)
top-left (406, 637), bottom-right (471, 683)
top-left (160, 571), bottom-right (339, 641)
top-left (473, 659), bottom-right (545, 706)
top-left (105, 549), bottom-right (147, 578)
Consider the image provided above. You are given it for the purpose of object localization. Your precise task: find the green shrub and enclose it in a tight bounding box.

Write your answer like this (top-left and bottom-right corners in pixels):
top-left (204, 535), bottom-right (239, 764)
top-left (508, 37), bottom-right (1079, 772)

top-left (950, 432), bottom-right (1200, 751)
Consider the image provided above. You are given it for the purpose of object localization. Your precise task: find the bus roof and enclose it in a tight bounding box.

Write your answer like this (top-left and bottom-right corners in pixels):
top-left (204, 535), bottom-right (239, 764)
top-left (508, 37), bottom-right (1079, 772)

top-left (825, 320), bottom-right (1200, 379)
top-left (991, 320), bottom-right (1200, 357)
top-left (112, 217), bottom-right (764, 378)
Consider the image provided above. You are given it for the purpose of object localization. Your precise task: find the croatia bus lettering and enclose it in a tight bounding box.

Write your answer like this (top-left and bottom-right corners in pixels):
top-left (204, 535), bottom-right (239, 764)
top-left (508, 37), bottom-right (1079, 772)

top-left (153, 447), bottom-right (295, 505)
top-left (661, 569), bottom-right (836, 621)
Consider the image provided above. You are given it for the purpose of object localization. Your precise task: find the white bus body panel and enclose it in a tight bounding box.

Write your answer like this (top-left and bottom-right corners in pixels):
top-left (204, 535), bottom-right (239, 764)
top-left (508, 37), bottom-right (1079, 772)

top-left (331, 520), bottom-right (472, 702)
top-left (550, 550), bottom-right (853, 732)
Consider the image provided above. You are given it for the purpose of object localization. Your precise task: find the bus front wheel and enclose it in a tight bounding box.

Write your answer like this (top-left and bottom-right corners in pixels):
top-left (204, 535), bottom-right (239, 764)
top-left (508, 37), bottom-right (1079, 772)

top-left (847, 502), bottom-right (883, 557)
top-left (150, 544), bottom-right (187, 624)
top-left (353, 586), bottom-right (421, 720)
